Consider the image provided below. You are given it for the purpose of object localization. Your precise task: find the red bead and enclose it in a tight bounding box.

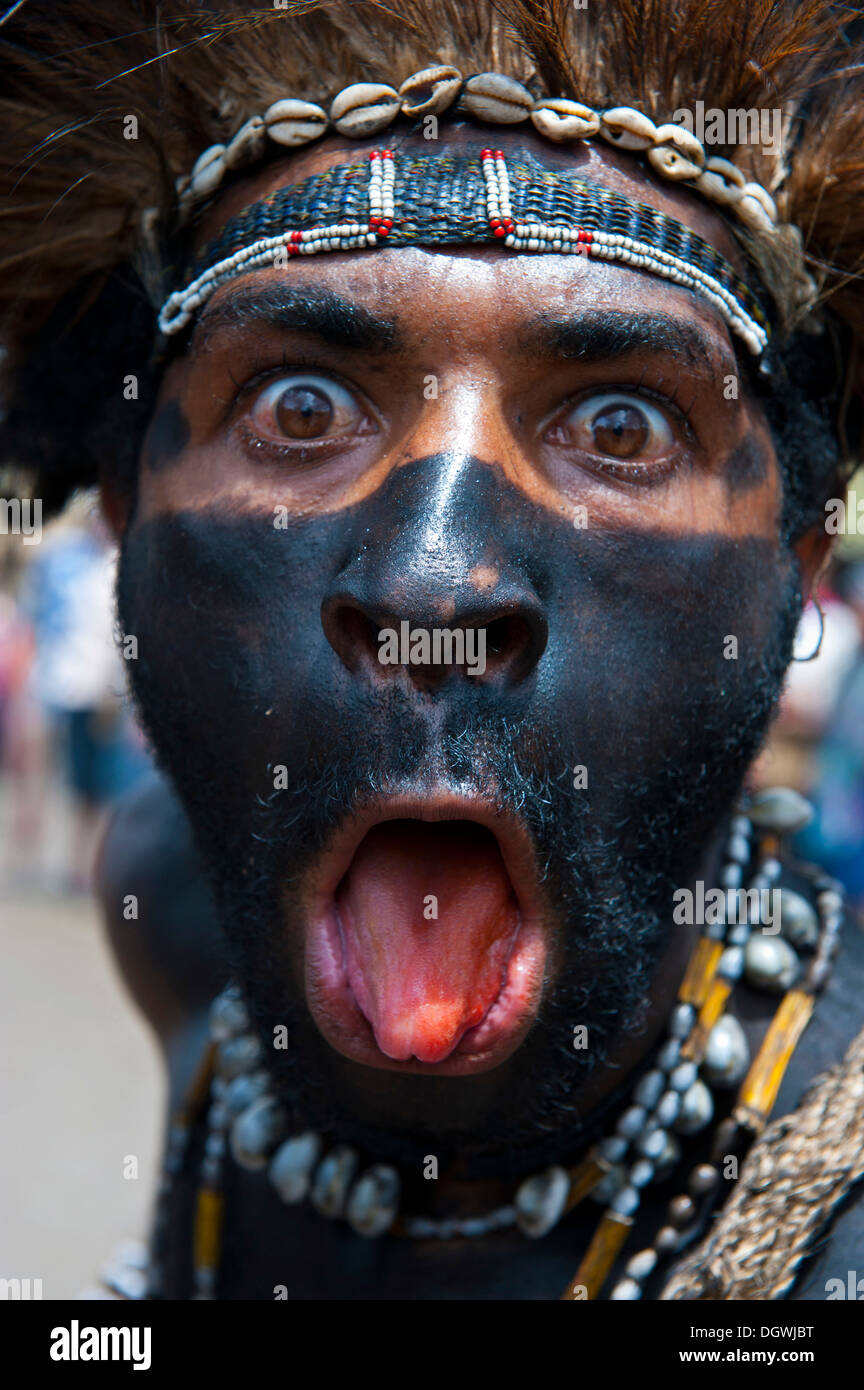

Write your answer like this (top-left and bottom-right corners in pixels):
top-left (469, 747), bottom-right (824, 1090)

top-left (382, 149), bottom-right (393, 159)
top-left (489, 217), bottom-right (500, 227)
top-left (504, 219), bottom-right (514, 231)
top-left (368, 150), bottom-right (378, 160)
top-left (493, 226), bottom-right (506, 237)
top-left (368, 215), bottom-right (380, 226)
top-left (378, 225), bottom-right (390, 237)
top-left (481, 148), bottom-right (493, 159)
top-left (381, 218), bottom-right (393, 229)
top-left (290, 229), bottom-right (302, 242)
top-left (287, 244), bottom-right (299, 256)
top-left (495, 149), bottom-right (504, 159)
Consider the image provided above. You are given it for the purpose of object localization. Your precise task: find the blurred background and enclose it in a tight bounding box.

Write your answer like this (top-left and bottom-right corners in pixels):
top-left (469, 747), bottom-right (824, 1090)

top-left (0, 491), bottom-right (161, 1299)
top-left (1, 480), bottom-right (863, 1297)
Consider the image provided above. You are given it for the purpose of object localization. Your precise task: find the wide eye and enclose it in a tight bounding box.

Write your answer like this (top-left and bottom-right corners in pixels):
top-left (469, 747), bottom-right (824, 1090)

top-left (247, 373), bottom-right (366, 444)
top-left (546, 392), bottom-right (675, 462)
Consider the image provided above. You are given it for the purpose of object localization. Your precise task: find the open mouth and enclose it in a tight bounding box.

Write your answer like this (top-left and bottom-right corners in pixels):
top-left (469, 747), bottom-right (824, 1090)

top-left (301, 797), bottom-right (549, 1075)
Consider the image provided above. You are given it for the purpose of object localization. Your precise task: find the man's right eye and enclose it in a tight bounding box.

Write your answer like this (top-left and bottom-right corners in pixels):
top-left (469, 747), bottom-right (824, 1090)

top-left (247, 373), bottom-right (367, 444)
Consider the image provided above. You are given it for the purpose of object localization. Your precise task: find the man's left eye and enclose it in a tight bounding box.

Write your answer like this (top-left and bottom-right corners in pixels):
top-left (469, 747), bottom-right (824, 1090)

top-left (545, 392), bottom-right (675, 461)
top-left (247, 373), bottom-right (364, 442)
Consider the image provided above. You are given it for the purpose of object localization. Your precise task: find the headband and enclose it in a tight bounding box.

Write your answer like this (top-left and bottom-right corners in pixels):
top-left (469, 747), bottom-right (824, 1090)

top-left (159, 147), bottom-right (771, 356)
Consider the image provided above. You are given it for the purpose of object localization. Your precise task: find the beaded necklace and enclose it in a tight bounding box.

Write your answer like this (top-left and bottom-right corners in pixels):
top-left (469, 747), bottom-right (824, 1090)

top-left (145, 786), bottom-right (842, 1301)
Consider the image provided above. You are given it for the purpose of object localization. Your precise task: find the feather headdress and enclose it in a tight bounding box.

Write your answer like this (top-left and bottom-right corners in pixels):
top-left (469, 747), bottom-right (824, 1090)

top-left (1, 0), bottom-right (863, 514)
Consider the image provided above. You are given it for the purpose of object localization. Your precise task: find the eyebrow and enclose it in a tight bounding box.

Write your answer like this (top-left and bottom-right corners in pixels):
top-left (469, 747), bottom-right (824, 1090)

top-left (191, 283), bottom-right (400, 354)
top-left (521, 308), bottom-right (725, 371)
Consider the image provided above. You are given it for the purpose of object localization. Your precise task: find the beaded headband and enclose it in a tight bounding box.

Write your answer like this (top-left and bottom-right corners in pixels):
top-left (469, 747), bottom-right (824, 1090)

top-left (159, 147), bottom-right (771, 357)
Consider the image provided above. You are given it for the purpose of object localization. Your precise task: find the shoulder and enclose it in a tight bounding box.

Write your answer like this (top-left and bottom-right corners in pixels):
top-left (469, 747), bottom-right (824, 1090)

top-left (95, 770), bottom-right (227, 1043)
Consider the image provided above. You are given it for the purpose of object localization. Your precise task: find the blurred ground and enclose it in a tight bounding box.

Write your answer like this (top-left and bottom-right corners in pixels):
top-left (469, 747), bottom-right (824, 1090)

top-left (0, 870), bottom-right (164, 1299)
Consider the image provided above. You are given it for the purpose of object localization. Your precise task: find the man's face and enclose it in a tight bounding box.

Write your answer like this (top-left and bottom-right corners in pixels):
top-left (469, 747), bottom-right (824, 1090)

top-left (117, 128), bottom-right (803, 1153)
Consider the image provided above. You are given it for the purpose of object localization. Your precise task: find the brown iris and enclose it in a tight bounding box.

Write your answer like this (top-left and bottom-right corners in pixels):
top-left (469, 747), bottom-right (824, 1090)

top-left (274, 383), bottom-right (334, 439)
top-left (590, 403), bottom-right (650, 459)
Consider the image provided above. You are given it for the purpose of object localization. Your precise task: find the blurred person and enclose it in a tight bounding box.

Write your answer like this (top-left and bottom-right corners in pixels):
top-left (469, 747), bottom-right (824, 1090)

top-left (16, 499), bottom-right (149, 890)
top-left (796, 562), bottom-right (864, 907)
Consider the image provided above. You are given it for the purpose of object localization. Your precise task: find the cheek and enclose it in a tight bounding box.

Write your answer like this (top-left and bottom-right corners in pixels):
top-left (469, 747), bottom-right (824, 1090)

top-left (540, 527), bottom-right (797, 753)
top-left (118, 507), bottom-right (356, 789)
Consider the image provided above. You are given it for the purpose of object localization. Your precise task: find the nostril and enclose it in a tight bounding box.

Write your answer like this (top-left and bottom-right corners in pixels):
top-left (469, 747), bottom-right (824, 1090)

top-left (322, 600), bottom-right (383, 673)
top-left (482, 613), bottom-right (542, 681)
top-left (323, 593), bottom-right (547, 685)
top-left (485, 615), bottom-right (526, 660)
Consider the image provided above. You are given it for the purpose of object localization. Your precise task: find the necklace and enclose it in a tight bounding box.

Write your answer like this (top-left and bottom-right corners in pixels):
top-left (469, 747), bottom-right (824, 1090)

top-left (145, 786), bottom-right (843, 1301)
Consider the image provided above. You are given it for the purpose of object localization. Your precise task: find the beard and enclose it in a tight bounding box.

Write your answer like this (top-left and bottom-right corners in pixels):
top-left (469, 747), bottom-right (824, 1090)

top-left (116, 474), bottom-right (803, 1170)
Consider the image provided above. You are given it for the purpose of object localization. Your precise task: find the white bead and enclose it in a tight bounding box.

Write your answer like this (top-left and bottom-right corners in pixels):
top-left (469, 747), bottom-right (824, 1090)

top-left (610, 1277), bottom-right (642, 1300)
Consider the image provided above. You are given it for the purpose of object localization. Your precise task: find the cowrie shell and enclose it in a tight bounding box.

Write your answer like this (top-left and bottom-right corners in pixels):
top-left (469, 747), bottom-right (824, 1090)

top-left (599, 107), bottom-right (658, 150)
top-left (330, 82), bottom-right (399, 137)
top-left (647, 142), bottom-right (703, 181)
top-left (705, 155), bottom-right (746, 189)
top-left (189, 143), bottom-right (226, 198)
top-left (265, 99), bottom-right (328, 147)
top-left (531, 98), bottom-right (600, 141)
top-left (652, 122), bottom-right (705, 168)
top-left (736, 192), bottom-right (776, 232)
top-left (398, 65), bottom-right (462, 117)
top-left (740, 181), bottom-right (777, 222)
top-left (460, 72), bottom-right (533, 124)
top-left (224, 116), bottom-right (266, 169)
top-left (693, 169), bottom-right (743, 207)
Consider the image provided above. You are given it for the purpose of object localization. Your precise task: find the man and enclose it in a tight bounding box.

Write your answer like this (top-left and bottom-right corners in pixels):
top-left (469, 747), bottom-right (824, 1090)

top-left (2, 0), bottom-right (863, 1301)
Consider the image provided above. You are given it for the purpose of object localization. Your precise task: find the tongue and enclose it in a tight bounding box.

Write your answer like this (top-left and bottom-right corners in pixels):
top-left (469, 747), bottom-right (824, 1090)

top-left (336, 821), bottom-right (519, 1063)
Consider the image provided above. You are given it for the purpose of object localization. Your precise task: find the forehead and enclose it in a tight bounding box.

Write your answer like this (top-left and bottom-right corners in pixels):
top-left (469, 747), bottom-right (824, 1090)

top-left (187, 123), bottom-right (749, 363)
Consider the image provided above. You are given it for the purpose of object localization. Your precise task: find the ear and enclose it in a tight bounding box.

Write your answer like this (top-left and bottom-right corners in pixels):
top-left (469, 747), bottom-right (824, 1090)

top-left (792, 522), bottom-right (834, 602)
top-left (100, 476), bottom-right (131, 542)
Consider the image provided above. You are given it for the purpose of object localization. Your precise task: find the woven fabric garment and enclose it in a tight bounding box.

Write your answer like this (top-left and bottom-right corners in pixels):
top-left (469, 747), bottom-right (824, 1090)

top-left (165, 148), bottom-right (770, 352)
top-left (660, 1021), bottom-right (864, 1300)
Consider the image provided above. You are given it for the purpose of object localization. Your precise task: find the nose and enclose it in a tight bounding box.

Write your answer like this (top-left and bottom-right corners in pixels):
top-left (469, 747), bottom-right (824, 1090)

top-left (321, 453), bottom-right (549, 691)
top-left (322, 587), bottom-right (547, 690)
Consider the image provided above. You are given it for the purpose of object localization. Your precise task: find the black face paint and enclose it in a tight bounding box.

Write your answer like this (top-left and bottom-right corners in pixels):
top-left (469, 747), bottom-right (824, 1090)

top-left (143, 399), bottom-right (190, 472)
top-left (117, 453), bottom-right (801, 1162)
top-left (724, 434), bottom-right (770, 496)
